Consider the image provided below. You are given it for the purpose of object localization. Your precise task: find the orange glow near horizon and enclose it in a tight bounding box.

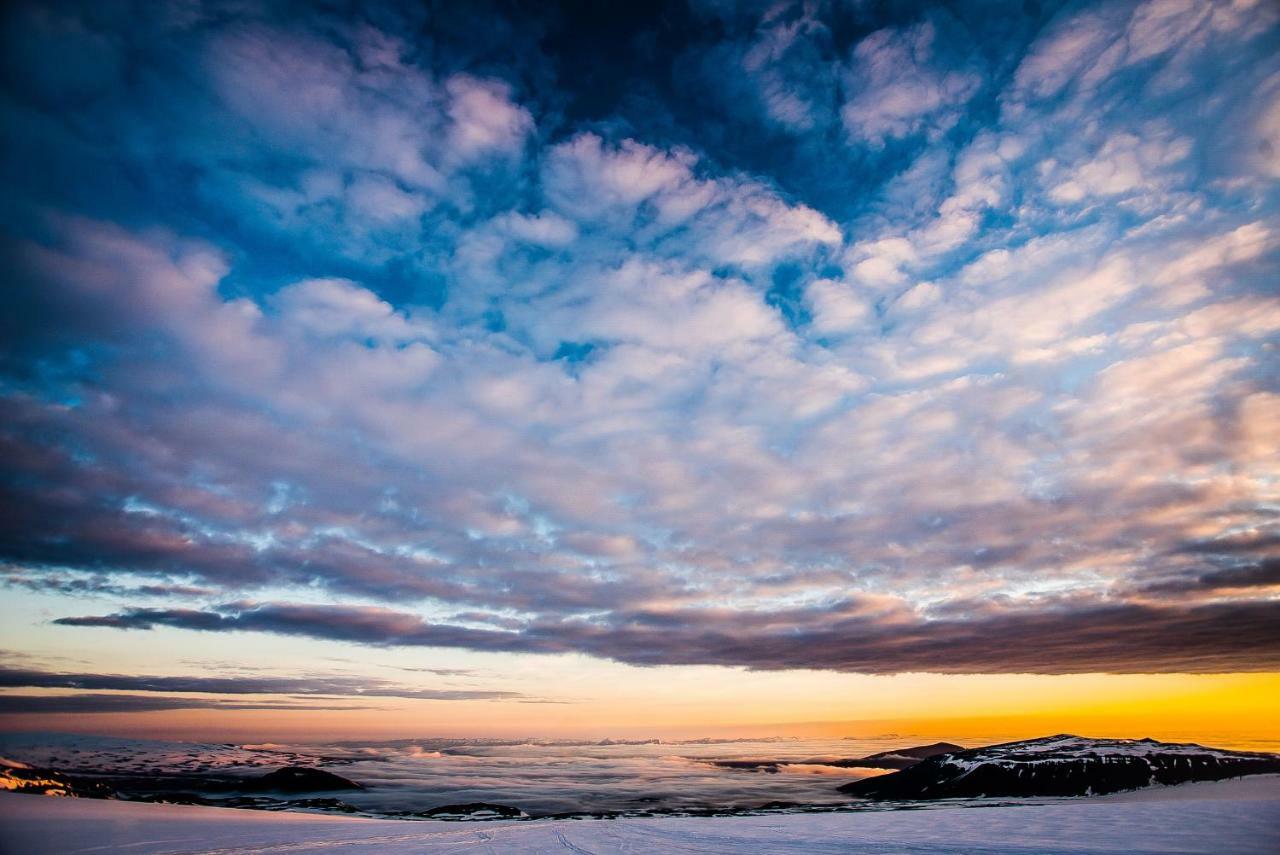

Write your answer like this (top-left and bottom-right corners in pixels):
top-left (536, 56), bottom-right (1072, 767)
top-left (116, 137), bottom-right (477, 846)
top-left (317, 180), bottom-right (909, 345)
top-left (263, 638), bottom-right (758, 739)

top-left (3, 670), bottom-right (1276, 750)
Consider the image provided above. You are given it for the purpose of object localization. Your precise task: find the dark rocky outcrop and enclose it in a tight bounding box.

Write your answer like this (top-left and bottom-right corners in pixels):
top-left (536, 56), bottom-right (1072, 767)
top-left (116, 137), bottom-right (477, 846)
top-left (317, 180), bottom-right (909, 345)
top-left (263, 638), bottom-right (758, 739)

top-left (0, 757), bottom-right (113, 798)
top-left (709, 760), bottom-right (784, 773)
top-left (419, 802), bottom-right (527, 820)
top-left (127, 792), bottom-right (360, 812)
top-left (839, 734), bottom-right (1280, 799)
top-left (243, 766), bottom-right (362, 793)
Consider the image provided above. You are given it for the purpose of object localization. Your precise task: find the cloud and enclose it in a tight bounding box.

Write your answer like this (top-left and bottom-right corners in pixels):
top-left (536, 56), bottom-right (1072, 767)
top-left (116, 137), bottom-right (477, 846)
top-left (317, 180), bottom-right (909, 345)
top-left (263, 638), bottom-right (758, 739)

top-left (0, 665), bottom-right (523, 702)
top-left (541, 132), bottom-right (840, 267)
top-left (841, 20), bottom-right (982, 147)
top-left (1, 567), bottom-right (213, 599)
top-left (738, 3), bottom-right (835, 133)
top-left (1138, 558), bottom-right (1280, 595)
top-left (1044, 129), bottom-right (1192, 204)
top-left (1174, 533), bottom-right (1280, 556)
top-left (208, 25), bottom-right (531, 189)
top-left (804, 278), bottom-right (870, 335)
top-left (1009, 8), bottom-right (1121, 102)
top-left (271, 277), bottom-right (437, 343)
top-left (51, 596), bottom-right (1280, 675)
top-left (1, 0), bottom-right (1278, 684)
top-left (444, 75), bottom-right (535, 163)
top-left (0, 695), bottom-right (371, 714)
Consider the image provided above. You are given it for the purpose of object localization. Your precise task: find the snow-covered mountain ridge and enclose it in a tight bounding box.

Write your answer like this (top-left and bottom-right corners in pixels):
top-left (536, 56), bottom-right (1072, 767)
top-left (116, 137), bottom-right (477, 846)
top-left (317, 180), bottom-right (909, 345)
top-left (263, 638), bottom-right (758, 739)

top-left (840, 735), bottom-right (1280, 799)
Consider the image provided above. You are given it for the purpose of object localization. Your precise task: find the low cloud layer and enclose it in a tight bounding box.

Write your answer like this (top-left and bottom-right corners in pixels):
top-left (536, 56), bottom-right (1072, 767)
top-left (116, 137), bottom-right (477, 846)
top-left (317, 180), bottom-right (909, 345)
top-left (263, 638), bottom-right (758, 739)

top-left (1, 0), bottom-right (1278, 679)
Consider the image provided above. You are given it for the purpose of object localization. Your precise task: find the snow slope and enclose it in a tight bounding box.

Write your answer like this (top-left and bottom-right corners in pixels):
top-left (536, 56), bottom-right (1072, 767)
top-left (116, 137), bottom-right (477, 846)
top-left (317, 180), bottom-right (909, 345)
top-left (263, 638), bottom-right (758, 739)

top-left (1, 775), bottom-right (1278, 854)
top-left (949, 734), bottom-right (1278, 764)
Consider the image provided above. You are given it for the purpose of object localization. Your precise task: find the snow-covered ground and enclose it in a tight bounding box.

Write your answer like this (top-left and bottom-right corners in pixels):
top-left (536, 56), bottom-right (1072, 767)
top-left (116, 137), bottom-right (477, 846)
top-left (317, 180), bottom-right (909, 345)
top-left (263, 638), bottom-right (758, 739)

top-left (943, 734), bottom-right (1280, 769)
top-left (1, 776), bottom-right (1278, 854)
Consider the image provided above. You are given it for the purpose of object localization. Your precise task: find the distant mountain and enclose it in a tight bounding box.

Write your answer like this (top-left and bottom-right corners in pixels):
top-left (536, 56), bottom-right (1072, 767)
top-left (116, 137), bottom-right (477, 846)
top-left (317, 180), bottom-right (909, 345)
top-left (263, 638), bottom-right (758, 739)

top-left (839, 734), bottom-right (1280, 799)
top-left (707, 741), bottom-right (967, 774)
top-left (827, 741), bottom-right (966, 770)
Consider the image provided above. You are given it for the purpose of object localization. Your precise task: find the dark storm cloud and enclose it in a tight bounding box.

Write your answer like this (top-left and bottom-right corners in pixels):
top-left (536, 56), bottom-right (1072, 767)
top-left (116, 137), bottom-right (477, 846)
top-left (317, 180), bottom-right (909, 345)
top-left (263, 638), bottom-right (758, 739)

top-left (56, 604), bottom-right (553, 653)
top-left (1, 567), bottom-right (213, 599)
top-left (0, 694), bottom-right (371, 714)
top-left (1172, 534), bottom-right (1280, 556)
top-left (0, 665), bottom-right (523, 702)
top-left (1137, 558), bottom-right (1280, 595)
top-left (54, 597), bottom-right (1280, 674)
top-left (1195, 559), bottom-right (1280, 590)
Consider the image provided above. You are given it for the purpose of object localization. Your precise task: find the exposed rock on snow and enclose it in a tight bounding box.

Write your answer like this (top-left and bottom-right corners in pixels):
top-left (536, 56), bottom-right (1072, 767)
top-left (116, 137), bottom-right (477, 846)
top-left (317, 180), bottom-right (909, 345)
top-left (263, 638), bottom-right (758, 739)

top-left (839, 734), bottom-right (1280, 799)
top-left (418, 802), bottom-right (528, 820)
top-left (0, 757), bottom-right (111, 799)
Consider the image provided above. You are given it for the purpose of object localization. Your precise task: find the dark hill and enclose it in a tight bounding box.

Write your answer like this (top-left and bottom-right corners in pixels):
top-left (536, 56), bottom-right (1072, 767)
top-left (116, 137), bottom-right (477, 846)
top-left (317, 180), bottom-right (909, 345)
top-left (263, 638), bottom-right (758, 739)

top-left (829, 741), bottom-right (966, 770)
top-left (243, 766), bottom-right (362, 793)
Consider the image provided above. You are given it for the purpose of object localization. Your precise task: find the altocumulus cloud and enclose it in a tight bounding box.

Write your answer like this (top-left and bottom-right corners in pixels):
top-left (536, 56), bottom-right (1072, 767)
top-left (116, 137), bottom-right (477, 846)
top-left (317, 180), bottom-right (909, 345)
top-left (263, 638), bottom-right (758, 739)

top-left (1, 0), bottom-right (1278, 676)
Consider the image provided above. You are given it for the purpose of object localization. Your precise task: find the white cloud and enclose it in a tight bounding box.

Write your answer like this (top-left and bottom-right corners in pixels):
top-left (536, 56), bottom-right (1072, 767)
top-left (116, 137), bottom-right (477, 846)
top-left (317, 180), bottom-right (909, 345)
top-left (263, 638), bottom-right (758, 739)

top-left (1046, 130), bottom-right (1192, 204)
top-left (498, 211), bottom-right (579, 247)
top-left (208, 26), bottom-right (532, 226)
top-left (739, 5), bottom-right (831, 132)
top-left (444, 75), bottom-right (534, 163)
top-left (841, 21), bottom-right (982, 147)
top-left (345, 174), bottom-right (431, 225)
top-left (1253, 79), bottom-right (1280, 178)
top-left (895, 281), bottom-right (941, 312)
top-left (542, 133), bottom-right (839, 267)
top-left (1152, 221), bottom-right (1276, 305)
top-left (1010, 10), bottom-right (1118, 102)
top-left (272, 278), bottom-right (435, 343)
top-left (805, 278), bottom-right (870, 335)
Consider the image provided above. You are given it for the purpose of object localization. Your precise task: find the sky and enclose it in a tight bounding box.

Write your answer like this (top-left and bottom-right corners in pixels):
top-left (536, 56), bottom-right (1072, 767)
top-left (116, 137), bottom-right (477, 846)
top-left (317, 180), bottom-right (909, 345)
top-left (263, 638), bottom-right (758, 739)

top-left (0, 0), bottom-right (1277, 744)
